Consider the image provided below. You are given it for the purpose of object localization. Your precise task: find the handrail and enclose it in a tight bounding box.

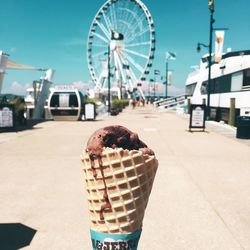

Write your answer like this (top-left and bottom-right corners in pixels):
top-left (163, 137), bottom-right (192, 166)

top-left (153, 94), bottom-right (187, 110)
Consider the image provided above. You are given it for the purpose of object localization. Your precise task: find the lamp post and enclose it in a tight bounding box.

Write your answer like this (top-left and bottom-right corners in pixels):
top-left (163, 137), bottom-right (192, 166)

top-left (196, 1), bottom-right (214, 120)
top-left (107, 45), bottom-right (111, 113)
top-left (153, 76), bottom-right (156, 99)
top-left (165, 52), bottom-right (176, 98)
top-left (207, 0), bottom-right (215, 120)
top-left (165, 60), bottom-right (168, 98)
top-left (154, 69), bottom-right (160, 100)
top-left (149, 79), bottom-right (154, 102)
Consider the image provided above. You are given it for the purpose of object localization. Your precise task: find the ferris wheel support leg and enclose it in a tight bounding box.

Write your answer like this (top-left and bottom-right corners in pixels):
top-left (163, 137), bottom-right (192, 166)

top-left (118, 89), bottom-right (121, 100)
top-left (138, 87), bottom-right (146, 100)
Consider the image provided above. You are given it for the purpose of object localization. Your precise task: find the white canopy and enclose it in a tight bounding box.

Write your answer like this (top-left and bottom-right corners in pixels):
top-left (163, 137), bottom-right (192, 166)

top-left (6, 59), bottom-right (41, 71)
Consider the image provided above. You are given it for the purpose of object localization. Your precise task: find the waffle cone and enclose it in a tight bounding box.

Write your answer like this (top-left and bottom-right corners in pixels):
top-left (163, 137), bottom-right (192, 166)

top-left (81, 147), bottom-right (158, 234)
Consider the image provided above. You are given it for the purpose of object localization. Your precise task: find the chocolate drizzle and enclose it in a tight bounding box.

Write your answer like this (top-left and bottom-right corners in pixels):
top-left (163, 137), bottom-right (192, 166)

top-left (89, 155), bottom-right (111, 220)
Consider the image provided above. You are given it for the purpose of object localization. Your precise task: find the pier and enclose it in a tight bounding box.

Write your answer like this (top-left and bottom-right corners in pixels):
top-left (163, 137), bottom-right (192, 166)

top-left (0, 106), bottom-right (250, 249)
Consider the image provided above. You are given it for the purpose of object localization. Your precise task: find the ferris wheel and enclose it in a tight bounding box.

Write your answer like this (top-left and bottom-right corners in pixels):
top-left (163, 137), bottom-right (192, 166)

top-left (87, 0), bottom-right (155, 98)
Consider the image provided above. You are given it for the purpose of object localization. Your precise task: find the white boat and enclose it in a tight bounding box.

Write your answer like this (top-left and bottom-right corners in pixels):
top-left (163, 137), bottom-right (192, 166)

top-left (185, 50), bottom-right (250, 122)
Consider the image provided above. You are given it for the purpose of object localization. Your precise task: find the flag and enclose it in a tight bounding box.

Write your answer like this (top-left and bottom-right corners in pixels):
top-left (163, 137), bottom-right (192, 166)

top-left (166, 51), bottom-right (176, 60)
top-left (112, 31), bottom-right (124, 41)
top-left (123, 64), bottom-right (129, 69)
top-left (209, 0), bottom-right (214, 13)
top-left (215, 30), bottom-right (225, 62)
top-left (154, 69), bottom-right (160, 75)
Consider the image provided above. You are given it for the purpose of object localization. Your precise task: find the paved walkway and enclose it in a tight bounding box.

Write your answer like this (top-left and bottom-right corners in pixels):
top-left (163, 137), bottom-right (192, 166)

top-left (0, 105), bottom-right (249, 249)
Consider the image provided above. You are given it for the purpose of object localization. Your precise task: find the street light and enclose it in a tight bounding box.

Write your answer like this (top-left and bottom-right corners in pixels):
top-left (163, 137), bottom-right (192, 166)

top-left (104, 47), bottom-right (111, 113)
top-left (197, 1), bottom-right (228, 120)
top-left (149, 79), bottom-right (154, 102)
top-left (154, 69), bottom-right (160, 100)
top-left (207, 0), bottom-right (215, 120)
top-left (196, 42), bottom-right (209, 53)
top-left (165, 51), bottom-right (176, 98)
top-left (107, 45), bottom-right (111, 113)
top-left (196, 0), bottom-right (215, 120)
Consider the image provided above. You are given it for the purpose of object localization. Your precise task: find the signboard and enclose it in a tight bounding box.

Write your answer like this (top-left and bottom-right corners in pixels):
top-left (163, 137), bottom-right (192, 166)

top-left (189, 104), bottom-right (206, 131)
top-left (85, 103), bottom-right (96, 120)
top-left (0, 104), bottom-right (15, 129)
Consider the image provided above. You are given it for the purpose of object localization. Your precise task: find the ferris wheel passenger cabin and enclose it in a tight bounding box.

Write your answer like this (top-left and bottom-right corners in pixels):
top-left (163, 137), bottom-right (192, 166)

top-left (48, 86), bottom-right (84, 121)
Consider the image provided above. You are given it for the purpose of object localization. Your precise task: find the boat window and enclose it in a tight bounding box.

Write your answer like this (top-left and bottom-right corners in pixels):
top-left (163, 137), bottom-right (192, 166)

top-left (243, 68), bottom-right (250, 86)
top-left (201, 81), bottom-right (207, 94)
top-left (185, 82), bottom-right (197, 96)
top-left (209, 74), bottom-right (231, 94)
top-left (231, 71), bottom-right (243, 91)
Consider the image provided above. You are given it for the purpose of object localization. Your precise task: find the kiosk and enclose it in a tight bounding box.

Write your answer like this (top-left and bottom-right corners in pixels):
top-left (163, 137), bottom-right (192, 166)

top-left (48, 86), bottom-right (83, 121)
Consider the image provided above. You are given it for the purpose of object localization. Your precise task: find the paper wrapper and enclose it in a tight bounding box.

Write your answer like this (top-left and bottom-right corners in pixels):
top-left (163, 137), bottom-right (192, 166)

top-left (81, 148), bottom-right (158, 234)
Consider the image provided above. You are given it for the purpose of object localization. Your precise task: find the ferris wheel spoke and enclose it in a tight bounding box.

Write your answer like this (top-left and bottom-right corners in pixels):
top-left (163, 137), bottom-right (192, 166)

top-left (118, 20), bottom-right (130, 33)
top-left (92, 50), bottom-right (107, 58)
top-left (126, 12), bottom-right (145, 34)
top-left (126, 26), bottom-right (150, 44)
top-left (92, 32), bottom-right (109, 44)
top-left (124, 48), bottom-right (148, 59)
top-left (109, 4), bottom-right (117, 30)
top-left (122, 53), bottom-right (144, 74)
top-left (127, 67), bottom-right (138, 90)
top-left (95, 20), bottom-right (111, 39)
top-left (125, 41), bottom-right (151, 48)
top-left (112, 4), bottom-right (118, 30)
top-left (92, 43), bottom-right (107, 48)
top-left (103, 12), bottom-right (112, 34)
top-left (117, 54), bottom-right (133, 90)
top-left (129, 67), bottom-right (138, 83)
top-left (138, 26), bottom-right (151, 37)
top-left (119, 8), bottom-right (137, 32)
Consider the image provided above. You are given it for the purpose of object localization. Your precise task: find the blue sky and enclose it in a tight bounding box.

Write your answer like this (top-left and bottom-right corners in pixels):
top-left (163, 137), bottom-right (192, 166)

top-left (1, 0), bottom-right (250, 95)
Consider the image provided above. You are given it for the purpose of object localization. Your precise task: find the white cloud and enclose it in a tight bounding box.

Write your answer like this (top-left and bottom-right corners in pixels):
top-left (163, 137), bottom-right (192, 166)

top-left (141, 81), bottom-right (185, 96)
top-left (168, 86), bottom-right (185, 96)
top-left (72, 80), bottom-right (93, 92)
top-left (3, 81), bottom-right (30, 95)
top-left (63, 38), bottom-right (86, 46)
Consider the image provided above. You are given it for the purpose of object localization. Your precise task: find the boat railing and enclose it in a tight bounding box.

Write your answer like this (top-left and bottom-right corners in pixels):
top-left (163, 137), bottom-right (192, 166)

top-left (153, 94), bottom-right (187, 110)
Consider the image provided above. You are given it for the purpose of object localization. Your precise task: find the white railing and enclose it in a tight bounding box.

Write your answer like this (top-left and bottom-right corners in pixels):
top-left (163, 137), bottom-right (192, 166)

top-left (154, 94), bottom-right (187, 109)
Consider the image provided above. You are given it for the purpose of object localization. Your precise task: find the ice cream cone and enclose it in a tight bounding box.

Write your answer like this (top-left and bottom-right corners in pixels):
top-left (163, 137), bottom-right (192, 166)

top-left (81, 147), bottom-right (158, 234)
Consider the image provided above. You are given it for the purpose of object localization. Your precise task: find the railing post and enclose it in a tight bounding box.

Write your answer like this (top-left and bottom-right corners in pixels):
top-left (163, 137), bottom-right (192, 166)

top-left (229, 98), bottom-right (236, 126)
top-left (187, 98), bottom-right (191, 114)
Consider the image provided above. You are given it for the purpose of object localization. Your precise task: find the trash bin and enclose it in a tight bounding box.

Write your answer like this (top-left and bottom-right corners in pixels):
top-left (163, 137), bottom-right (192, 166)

top-left (236, 116), bottom-right (250, 139)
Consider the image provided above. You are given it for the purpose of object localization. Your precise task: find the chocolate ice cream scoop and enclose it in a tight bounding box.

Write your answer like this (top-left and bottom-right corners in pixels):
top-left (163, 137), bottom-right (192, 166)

top-left (86, 125), bottom-right (154, 159)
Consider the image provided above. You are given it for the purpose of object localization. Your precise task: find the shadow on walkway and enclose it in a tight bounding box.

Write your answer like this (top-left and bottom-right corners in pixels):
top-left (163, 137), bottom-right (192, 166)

top-left (0, 120), bottom-right (47, 133)
top-left (0, 223), bottom-right (37, 250)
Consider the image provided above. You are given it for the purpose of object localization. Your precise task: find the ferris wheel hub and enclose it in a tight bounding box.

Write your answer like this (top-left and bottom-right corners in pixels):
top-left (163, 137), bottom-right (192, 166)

top-left (112, 31), bottom-right (124, 41)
